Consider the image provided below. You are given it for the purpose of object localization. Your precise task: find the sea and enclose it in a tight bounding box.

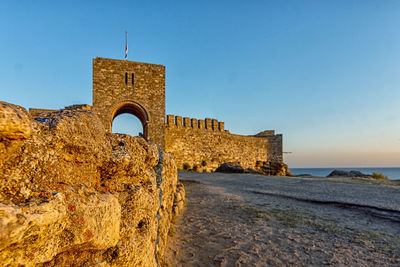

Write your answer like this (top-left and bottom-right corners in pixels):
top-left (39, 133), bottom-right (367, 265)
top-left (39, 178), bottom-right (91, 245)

top-left (290, 167), bottom-right (400, 180)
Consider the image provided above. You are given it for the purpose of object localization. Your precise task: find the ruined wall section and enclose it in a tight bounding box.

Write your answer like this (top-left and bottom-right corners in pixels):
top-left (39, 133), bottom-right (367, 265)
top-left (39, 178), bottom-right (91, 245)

top-left (0, 101), bottom-right (184, 266)
top-left (29, 108), bottom-right (59, 115)
top-left (29, 105), bottom-right (92, 116)
top-left (165, 115), bottom-right (282, 172)
top-left (267, 134), bottom-right (283, 163)
top-left (92, 58), bottom-right (166, 149)
top-left (254, 130), bottom-right (283, 164)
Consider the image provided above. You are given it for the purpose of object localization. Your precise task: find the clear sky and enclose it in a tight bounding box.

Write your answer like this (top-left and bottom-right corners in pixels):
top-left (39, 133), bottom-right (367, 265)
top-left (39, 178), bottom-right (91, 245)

top-left (1, 1), bottom-right (399, 168)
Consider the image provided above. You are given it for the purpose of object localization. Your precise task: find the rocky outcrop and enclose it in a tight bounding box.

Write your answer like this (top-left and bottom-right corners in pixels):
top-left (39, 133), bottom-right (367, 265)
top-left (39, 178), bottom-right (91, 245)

top-left (327, 170), bottom-right (370, 178)
top-left (215, 163), bottom-right (245, 173)
top-left (215, 161), bottom-right (292, 177)
top-left (258, 162), bottom-right (293, 176)
top-left (0, 101), bottom-right (184, 266)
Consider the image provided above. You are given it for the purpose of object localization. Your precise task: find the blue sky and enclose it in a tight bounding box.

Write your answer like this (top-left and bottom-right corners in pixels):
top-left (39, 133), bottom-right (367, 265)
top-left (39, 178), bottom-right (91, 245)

top-left (1, 1), bottom-right (399, 167)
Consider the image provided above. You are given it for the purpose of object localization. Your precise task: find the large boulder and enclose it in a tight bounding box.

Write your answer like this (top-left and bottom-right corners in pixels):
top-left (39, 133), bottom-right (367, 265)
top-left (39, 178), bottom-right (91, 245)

top-left (215, 162), bottom-right (245, 173)
top-left (215, 162), bottom-right (293, 176)
top-left (0, 101), bottom-right (32, 140)
top-left (259, 161), bottom-right (293, 176)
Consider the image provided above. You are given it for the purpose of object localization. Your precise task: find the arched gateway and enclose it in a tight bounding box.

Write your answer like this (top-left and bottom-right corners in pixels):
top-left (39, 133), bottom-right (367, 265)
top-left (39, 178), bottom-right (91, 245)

top-left (92, 57), bottom-right (166, 149)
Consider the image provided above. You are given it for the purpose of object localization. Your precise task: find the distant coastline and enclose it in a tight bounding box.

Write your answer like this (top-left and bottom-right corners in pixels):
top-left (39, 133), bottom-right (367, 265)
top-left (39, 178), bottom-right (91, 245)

top-left (290, 167), bottom-right (400, 180)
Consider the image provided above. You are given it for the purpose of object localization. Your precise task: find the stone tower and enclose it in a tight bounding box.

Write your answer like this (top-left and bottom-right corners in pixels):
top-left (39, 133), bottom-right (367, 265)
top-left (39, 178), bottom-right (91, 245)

top-left (92, 57), bottom-right (166, 149)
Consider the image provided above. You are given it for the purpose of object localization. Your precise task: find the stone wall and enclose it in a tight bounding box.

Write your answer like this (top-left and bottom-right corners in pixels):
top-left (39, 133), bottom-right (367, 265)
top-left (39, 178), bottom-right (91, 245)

top-left (266, 134), bottom-right (283, 163)
top-left (92, 58), bottom-right (166, 149)
top-left (29, 108), bottom-right (59, 115)
top-left (165, 115), bottom-right (283, 172)
top-left (0, 101), bottom-right (184, 266)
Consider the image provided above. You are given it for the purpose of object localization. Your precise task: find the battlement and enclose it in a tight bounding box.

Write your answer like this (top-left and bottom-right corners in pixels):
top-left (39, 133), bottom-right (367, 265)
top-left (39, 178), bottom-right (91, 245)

top-left (166, 115), bottom-right (225, 131)
top-left (166, 114), bottom-right (283, 171)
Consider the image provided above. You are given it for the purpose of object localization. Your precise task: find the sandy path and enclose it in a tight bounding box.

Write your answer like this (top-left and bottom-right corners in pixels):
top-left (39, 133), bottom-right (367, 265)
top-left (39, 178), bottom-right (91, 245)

top-left (162, 172), bottom-right (400, 266)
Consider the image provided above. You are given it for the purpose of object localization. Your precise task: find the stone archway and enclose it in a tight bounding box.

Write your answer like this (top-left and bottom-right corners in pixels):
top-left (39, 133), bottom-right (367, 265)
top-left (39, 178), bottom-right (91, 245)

top-left (92, 57), bottom-right (166, 149)
top-left (110, 100), bottom-right (149, 139)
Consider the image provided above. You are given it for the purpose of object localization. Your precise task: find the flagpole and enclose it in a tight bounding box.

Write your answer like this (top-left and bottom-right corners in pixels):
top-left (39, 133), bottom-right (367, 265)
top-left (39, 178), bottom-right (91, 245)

top-left (125, 30), bottom-right (128, 61)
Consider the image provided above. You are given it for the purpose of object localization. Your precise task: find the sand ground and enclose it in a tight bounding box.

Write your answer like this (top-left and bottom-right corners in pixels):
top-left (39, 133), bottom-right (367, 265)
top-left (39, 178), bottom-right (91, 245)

top-left (162, 172), bottom-right (400, 267)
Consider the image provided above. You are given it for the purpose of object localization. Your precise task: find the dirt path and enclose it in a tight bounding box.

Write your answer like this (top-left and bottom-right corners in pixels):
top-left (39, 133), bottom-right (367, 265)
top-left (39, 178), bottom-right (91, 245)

top-left (162, 172), bottom-right (400, 266)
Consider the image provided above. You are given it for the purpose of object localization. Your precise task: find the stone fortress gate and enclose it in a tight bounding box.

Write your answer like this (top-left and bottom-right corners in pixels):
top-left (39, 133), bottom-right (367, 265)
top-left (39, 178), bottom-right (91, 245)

top-left (92, 57), bottom-right (166, 149)
top-left (30, 57), bottom-right (283, 172)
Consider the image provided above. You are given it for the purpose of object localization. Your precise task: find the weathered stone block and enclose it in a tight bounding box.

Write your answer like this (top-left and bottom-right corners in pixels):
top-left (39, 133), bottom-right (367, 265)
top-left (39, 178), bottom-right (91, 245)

top-left (212, 119), bottom-right (218, 131)
top-left (191, 118), bottom-right (198, 129)
top-left (183, 117), bottom-right (191, 127)
top-left (175, 116), bottom-right (182, 127)
top-left (166, 115), bottom-right (174, 125)
top-left (205, 118), bottom-right (212, 130)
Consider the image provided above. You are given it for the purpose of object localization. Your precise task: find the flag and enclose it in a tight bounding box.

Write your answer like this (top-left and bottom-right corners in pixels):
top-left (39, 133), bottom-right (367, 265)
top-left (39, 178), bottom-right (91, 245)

top-left (125, 31), bottom-right (128, 60)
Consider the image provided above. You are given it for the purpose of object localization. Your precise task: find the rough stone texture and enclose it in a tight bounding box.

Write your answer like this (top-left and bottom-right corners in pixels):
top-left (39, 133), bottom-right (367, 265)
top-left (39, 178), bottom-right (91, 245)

top-left (0, 101), bottom-right (183, 266)
top-left (258, 161), bottom-right (293, 176)
top-left (92, 57), bottom-right (166, 149)
top-left (266, 134), bottom-right (283, 163)
top-left (28, 108), bottom-right (59, 115)
top-left (165, 115), bottom-right (283, 172)
top-left (0, 101), bottom-right (33, 140)
top-left (172, 182), bottom-right (185, 217)
top-left (29, 105), bottom-right (91, 116)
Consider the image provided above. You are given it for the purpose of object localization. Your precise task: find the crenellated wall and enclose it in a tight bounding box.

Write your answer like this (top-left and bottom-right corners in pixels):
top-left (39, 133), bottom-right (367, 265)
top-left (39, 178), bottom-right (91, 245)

top-left (166, 115), bottom-right (226, 132)
top-left (165, 115), bottom-right (283, 172)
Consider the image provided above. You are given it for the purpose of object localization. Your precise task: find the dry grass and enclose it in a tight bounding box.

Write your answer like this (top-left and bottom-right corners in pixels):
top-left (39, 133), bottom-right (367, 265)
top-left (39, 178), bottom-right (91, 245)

top-left (371, 172), bottom-right (389, 180)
